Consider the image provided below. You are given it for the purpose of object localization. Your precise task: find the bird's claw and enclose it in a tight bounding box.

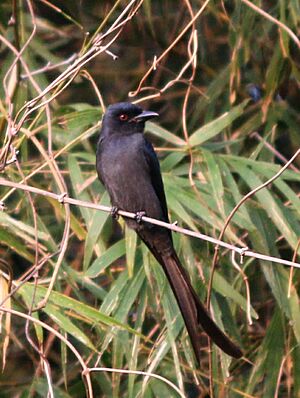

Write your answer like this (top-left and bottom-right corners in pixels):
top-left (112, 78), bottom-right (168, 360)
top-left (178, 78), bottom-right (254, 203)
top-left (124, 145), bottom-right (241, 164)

top-left (110, 206), bottom-right (119, 220)
top-left (135, 211), bottom-right (146, 224)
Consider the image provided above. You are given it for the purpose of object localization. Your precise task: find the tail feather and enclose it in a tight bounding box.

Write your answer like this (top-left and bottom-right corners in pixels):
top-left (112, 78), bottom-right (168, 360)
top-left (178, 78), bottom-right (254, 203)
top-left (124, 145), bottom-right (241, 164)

top-left (160, 253), bottom-right (203, 363)
top-left (165, 252), bottom-right (242, 359)
top-left (139, 233), bottom-right (242, 361)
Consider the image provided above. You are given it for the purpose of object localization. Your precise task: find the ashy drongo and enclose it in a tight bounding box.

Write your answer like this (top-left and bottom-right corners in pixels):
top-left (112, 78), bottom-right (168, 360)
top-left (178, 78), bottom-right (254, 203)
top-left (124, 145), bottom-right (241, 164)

top-left (96, 102), bottom-right (242, 363)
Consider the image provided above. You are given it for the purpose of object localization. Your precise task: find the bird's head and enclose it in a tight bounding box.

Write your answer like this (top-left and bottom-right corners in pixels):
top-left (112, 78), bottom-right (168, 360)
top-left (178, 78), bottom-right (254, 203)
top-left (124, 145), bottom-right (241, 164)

top-left (101, 102), bottom-right (158, 136)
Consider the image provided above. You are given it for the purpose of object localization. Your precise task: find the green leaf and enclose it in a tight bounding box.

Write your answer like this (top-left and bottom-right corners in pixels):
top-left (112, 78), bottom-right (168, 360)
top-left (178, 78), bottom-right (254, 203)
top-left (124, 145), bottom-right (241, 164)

top-left (83, 191), bottom-right (110, 270)
top-left (146, 122), bottom-right (186, 146)
top-left (189, 100), bottom-right (249, 147)
top-left (125, 224), bottom-right (137, 278)
top-left (85, 239), bottom-right (126, 278)
top-left (167, 188), bottom-right (198, 231)
top-left (231, 162), bottom-right (298, 248)
top-left (43, 303), bottom-right (96, 350)
top-left (46, 196), bottom-right (86, 240)
top-left (32, 378), bottom-right (73, 398)
top-left (249, 210), bottom-right (300, 343)
top-left (100, 267), bottom-right (146, 356)
top-left (0, 228), bottom-right (34, 262)
top-left (59, 108), bottom-right (101, 133)
top-left (0, 212), bottom-right (48, 241)
top-left (128, 286), bottom-right (147, 398)
top-left (19, 284), bottom-right (140, 336)
top-left (212, 270), bottom-right (258, 319)
top-left (21, 287), bottom-right (44, 344)
top-left (246, 310), bottom-right (285, 396)
top-left (217, 158), bottom-right (255, 230)
top-left (150, 261), bottom-right (186, 366)
top-left (202, 150), bottom-right (225, 217)
top-left (68, 153), bottom-right (92, 224)
top-left (160, 152), bottom-right (186, 172)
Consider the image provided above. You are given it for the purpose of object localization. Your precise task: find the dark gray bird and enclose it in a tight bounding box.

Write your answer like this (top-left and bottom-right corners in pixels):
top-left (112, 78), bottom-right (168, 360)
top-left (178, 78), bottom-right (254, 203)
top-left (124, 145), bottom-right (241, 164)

top-left (96, 102), bottom-right (242, 363)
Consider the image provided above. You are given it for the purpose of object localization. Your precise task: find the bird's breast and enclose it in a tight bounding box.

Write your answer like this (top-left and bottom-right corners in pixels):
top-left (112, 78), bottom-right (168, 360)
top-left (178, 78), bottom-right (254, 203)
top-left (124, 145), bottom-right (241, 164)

top-left (97, 135), bottom-right (162, 219)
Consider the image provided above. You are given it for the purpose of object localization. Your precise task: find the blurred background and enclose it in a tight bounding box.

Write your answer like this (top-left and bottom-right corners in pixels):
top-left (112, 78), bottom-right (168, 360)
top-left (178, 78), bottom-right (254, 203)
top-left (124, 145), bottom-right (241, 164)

top-left (0, 1), bottom-right (299, 397)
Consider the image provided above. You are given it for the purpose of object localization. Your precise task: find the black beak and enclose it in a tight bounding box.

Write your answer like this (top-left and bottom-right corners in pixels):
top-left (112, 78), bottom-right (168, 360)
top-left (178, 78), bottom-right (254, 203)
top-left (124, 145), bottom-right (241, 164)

top-left (131, 110), bottom-right (159, 122)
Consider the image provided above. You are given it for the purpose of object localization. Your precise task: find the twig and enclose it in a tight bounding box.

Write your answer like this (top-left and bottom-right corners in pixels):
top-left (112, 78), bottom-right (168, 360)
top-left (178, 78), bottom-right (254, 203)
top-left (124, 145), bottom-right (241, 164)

top-left (274, 343), bottom-right (298, 398)
top-left (241, 0), bottom-right (300, 50)
top-left (0, 178), bottom-right (299, 270)
top-left (80, 70), bottom-right (106, 111)
top-left (207, 148), bottom-right (300, 311)
top-left (231, 250), bottom-right (252, 325)
top-left (129, 0), bottom-right (211, 97)
top-left (21, 54), bottom-right (78, 79)
top-left (0, 307), bottom-right (94, 398)
top-left (87, 367), bottom-right (185, 398)
top-left (251, 132), bottom-right (299, 173)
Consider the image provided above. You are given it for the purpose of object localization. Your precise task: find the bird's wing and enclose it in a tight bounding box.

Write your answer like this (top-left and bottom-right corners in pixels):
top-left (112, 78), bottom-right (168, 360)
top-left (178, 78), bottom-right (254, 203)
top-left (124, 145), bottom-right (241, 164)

top-left (143, 137), bottom-right (170, 223)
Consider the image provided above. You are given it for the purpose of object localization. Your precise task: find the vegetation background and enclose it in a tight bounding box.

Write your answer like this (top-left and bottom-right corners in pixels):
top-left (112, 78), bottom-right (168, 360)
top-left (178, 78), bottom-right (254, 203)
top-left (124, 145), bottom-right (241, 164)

top-left (0, 0), bottom-right (299, 397)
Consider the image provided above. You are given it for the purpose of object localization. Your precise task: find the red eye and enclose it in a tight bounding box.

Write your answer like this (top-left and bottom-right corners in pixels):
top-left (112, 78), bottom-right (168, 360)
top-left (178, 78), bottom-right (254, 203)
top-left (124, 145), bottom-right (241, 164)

top-left (119, 114), bottom-right (128, 121)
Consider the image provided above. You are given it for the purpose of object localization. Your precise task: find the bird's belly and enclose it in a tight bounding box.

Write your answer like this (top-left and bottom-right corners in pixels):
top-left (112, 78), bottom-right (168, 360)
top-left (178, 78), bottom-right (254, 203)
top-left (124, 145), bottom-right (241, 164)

top-left (100, 152), bottom-right (163, 219)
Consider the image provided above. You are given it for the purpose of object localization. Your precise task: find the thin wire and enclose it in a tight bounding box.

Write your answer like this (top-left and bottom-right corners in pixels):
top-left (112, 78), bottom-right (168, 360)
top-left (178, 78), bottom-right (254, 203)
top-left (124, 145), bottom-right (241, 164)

top-left (0, 178), bottom-right (299, 270)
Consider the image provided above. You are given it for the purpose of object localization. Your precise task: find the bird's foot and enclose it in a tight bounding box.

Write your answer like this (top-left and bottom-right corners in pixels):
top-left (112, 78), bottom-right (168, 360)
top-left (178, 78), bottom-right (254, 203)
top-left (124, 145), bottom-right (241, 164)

top-left (110, 206), bottom-right (119, 220)
top-left (135, 211), bottom-right (146, 224)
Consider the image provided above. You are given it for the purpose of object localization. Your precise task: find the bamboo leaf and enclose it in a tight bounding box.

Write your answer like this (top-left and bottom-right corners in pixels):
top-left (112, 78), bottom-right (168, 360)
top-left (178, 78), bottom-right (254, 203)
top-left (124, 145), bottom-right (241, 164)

top-left (85, 239), bottom-right (126, 278)
top-left (44, 303), bottom-right (96, 350)
top-left (189, 100), bottom-right (249, 147)
top-left (202, 150), bottom-right (225, 217)
top-left (19, 284), bottom-right (140, 336)
top-left (146, 122), bottom-right (186, 146)
top-left (83, 191), bottom-right (110, 270)
top-left (125, 224), bottom-right (137, 278)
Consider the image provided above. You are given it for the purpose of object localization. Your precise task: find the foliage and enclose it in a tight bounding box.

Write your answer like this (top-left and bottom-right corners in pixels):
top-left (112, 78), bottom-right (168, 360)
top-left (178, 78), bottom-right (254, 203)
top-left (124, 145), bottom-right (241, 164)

top-left (0, 0), bottom-right (299, 397)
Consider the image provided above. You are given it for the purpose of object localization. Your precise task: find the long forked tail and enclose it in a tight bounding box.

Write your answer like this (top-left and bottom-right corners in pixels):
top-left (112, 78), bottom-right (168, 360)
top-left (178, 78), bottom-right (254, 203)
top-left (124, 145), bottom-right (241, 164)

top-left (161, 252), bottom-right (242, 361)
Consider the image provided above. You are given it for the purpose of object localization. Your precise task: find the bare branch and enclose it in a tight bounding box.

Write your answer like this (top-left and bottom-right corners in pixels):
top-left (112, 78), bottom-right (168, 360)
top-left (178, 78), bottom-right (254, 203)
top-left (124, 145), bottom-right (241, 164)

top-left (0, 178), bottom-right (299, 270)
